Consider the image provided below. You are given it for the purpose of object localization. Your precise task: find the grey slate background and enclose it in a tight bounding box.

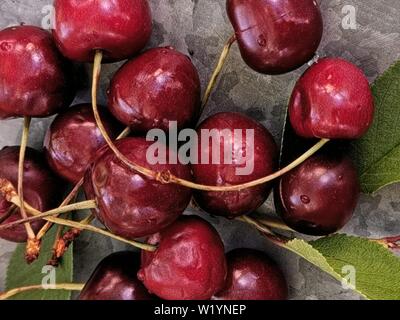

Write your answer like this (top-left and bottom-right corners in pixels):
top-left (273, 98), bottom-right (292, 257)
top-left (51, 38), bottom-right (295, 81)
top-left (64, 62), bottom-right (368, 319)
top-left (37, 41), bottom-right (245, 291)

top-left (0, 0), bottom-right (400, 300)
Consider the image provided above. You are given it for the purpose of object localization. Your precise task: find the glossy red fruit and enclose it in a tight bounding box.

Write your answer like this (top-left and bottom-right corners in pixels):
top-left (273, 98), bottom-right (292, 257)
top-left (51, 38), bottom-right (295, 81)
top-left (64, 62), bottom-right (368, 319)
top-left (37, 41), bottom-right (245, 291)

top-left (289, 57), bottom-right (375, 139)
top-left (0, 26), bottom-right (74, 118)
top-left (108, 47), bottom-right (201, 133)
top-left (227, 0), bottom-right (323, 74)
top-left (277, 150), bottom-right (360, 236)
top-left (85, 137), bottom-right (192, 239)
top-left (53, 0), bottom-right (152, 62)
top-left (192, 112), bottom-right (278, 218)
top-left (214, 249), bottom-right (288, 300)
top-left (138, 215), bottom-right (227, 300)
top-left (0, 147), bottom-right (63, 242)
top-left (79, 251), bottom-right (153, 300)
top-left (44, 104), bottom-right (123, 184)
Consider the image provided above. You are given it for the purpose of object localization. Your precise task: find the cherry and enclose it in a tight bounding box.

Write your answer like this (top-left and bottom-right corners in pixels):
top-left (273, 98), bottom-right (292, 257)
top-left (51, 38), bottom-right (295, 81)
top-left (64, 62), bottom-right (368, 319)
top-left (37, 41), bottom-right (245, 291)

top-left (276, 149), bottom-right (360, 236)
top-left (79, 251), bottom-right (153, 300)
top-left (53, 0), bottom-right (152, 62)
top-left (85, 137), bottom-right (192, 239)
top-left (214, 249), bottom-right (288, 300)
top-left (138, 215), bottom-right (227, 300)
top-left (289, 57), bottom-right (375, 139)
top-left (0, 146), bottom-right (63, 242)
top-left (108, 47), bottom-right (201, 133)
top-left (227, 0), bottom-right (323, 75)
top-left (0, 26), bottom-right (74, 118)
top-left (44, 104), bottom-right (123, 184)
top-left (192, 112), bottom-right (278, 218)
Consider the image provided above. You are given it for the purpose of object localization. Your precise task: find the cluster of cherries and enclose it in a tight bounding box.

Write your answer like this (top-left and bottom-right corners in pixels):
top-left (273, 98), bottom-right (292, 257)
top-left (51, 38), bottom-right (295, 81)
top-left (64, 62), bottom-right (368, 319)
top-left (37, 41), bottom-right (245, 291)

top-left (0, 0), bottom-right (374, 300)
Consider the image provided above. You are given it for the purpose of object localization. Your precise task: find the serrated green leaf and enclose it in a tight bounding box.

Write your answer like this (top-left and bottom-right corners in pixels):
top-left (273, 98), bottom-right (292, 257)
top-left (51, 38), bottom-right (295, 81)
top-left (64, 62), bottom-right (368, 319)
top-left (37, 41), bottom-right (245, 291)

top-left (283, 234), bottom-right (400, 300)
top-left (5, 226), bottom-right (73, 300)
top-left (285, 238), bottom-right (340, 280)
top-left (311, 234), bottom-right (400, 300)
top-left (350, 60), bottom-right (400, 194)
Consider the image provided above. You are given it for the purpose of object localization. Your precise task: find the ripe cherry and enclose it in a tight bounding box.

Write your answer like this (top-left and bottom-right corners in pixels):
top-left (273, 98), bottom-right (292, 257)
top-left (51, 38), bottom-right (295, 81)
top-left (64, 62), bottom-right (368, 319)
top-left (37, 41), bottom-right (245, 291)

top-left (85, 137), bottom-right (192, 239)
top-left (214, 249), bottom-right (288, 300)
top-left (0, 147), bottom-right (63, 242)
top-left (138, 215), bottom-right (227, 300)
top-left (79, 251), bottom-right (153, 300)
top-left (289, 57), bottom-right (375, 139)
top-left (276, 149), bottom-right (360, 236)
top-left (227, 0), bottom-right (323, 74)
top-left (108, 47), bottom-right (201, 133)
top-left (53, 0), bottom-right (152, 62)
top-left (0, 26), bottom-right (74, 118)
top-left (192, 112), bottom-right (278, 218)
top-left (44, 104), bottom-right (123, 184)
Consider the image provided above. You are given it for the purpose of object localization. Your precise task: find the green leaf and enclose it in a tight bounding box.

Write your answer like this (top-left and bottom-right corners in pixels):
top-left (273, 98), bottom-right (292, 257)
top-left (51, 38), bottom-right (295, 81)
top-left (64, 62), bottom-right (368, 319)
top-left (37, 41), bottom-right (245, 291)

top-left (5, 226), bottom-right (73, 300)
top-left (350, 60), bottom-right (400, 194)
top-left (283, 235), bottom-right (400, 300)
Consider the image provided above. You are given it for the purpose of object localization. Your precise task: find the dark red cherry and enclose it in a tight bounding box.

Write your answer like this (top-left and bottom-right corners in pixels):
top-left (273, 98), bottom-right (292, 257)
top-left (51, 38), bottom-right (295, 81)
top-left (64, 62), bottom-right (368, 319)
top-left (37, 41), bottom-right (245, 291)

top-left (0, 26), bottom-right (74, 118)
top-left (79, 251), bottom-right (153, 300)
top-left (85, 137), bottom-right (192, 239)
top-left (277, 149), bottom-right (360, 236)
top-left (289, 57), bottom-right (375, 139)
top-left (44, 104), bottom-right (123, 184)
top-left (138, 215), bottom-right (227, 300)
top-left (227, 0), bottom-right (323, 74)
top-left (53, 0), bottom-right (152, 62)
top-left (0, 147), bottom-right (64, 242)
top-left (214, 249), bottom-right (288, 300)
top-left (192, 112), bottom-right (278, 218)
top-left (108, 47), bottom-right (201, 133)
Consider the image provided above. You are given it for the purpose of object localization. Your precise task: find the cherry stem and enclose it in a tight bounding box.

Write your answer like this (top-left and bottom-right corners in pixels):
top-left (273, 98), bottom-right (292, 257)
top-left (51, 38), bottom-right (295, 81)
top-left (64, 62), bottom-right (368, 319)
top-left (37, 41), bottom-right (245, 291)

top-left (92, 52), bottom-right (329, 192)
top-left (91, 51), bottom-right (159, 180)
top-left (0, 204), bottom-right (18, 224)
top-left (201, 34), bottom-right (236, 112)
top-left (48, 214), bottom-right (95, 267)
top-left (0, 200), bottom-right (97, 231)
top-left (256, 216), bottom-right (295, 232)
top-left (0, 283), bottom-right (84, 300)
top-left (18, 117), bottom-right (35, 240)
top-left (0, 179), bottom-right (156, 252)
top-left (373, 235), bottom-right (400, 250)
top-left (49, 224), bottom-right (64, 265)
top-left (238, 216), bottom-right (289, 246)
top-left (36, 178), bottom-right (84, 241)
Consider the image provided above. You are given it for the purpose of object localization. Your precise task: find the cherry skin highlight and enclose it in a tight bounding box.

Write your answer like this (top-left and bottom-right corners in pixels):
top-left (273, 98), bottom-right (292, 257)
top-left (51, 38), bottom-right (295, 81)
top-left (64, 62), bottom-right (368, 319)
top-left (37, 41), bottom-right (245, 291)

top-left (276, 150), bottom-right (360, 236)
top-left (53, 0), bottom-right (152, 62)
top-left (44, 104), bottom-right (123, 184)
top-left (0, 147), bottom-right (64, 242)
top-left (289, 57), bottom-right (375, 139)
top-left (79, 251), bottom-right (153, 300)
top-left (192, 112), bottom-right (278, 218)
top-left (227, 0), bottom-right (323, 74)
top-left (85, 137), bottom-right (192, 239)
top-left (108, 47), bottom-right (201, 133)
top-left (214, 249), bottom-right (288, 300)
top-left (0, 25), bottom-right (74, 118)
top-left (138, 215), bottom-right (227, 300)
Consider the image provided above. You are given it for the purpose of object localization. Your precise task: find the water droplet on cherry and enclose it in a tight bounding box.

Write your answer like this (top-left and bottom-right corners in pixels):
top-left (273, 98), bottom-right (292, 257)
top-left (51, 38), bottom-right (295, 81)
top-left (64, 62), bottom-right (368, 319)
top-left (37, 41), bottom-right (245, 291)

top-left (300, 195), bottom-right (311, 204)
top-left (257, 35), bottom-right (267, 47)
top-left (0, 42), bottom-right (12, 51)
